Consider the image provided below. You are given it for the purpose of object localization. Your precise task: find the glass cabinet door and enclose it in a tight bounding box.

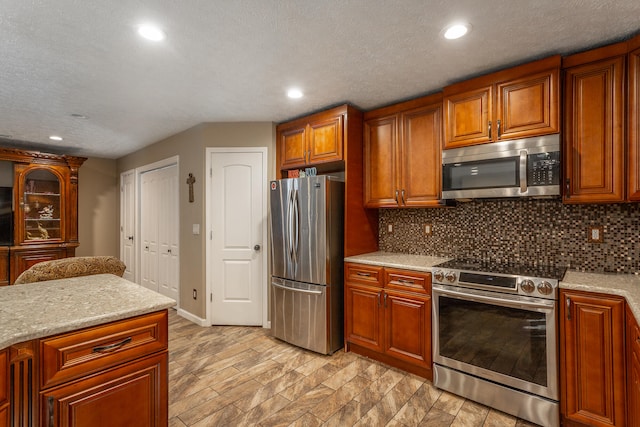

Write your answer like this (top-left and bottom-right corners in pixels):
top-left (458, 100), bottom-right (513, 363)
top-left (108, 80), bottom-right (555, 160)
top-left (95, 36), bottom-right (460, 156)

top-left (22, 169), bottom-right (63, 242)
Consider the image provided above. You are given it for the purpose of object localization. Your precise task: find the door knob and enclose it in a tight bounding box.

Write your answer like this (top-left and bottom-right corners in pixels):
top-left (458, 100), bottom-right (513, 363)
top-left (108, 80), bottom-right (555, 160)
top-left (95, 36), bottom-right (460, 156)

top-left (254, 244), bottom-right (261, 251)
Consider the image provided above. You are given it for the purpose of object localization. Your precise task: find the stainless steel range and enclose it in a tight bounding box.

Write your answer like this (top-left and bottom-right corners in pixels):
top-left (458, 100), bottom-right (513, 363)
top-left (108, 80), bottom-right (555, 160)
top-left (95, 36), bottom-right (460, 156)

top-left (431, 258), bottom-right (566, 427)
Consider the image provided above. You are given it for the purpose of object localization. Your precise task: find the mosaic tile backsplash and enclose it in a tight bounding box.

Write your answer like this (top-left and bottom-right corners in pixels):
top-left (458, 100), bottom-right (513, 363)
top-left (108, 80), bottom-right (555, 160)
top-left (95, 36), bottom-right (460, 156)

top-left (378, 199), bottom-right (640, 274)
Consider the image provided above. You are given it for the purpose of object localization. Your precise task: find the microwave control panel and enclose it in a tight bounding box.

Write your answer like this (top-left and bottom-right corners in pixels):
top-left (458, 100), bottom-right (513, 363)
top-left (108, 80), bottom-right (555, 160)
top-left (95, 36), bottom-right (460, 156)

top-left (528, 152), bottom-right (560, 186)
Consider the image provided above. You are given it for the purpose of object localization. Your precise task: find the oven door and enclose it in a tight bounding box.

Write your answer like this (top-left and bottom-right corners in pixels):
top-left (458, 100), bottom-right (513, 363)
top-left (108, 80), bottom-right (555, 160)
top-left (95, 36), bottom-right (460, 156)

top-left (432, 284), bottom-right (558, 400)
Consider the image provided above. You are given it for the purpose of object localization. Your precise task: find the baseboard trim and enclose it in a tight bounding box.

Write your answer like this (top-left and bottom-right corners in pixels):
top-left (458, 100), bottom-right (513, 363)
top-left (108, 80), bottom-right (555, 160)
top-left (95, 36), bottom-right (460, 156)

top-left (177, 308), bottom-right (208, 326)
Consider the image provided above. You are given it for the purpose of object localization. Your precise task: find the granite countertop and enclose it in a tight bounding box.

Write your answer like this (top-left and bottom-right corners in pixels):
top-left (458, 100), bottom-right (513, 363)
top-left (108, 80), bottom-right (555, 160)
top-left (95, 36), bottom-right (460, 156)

top-left (561, 270), bottom-right (640, 321)
top-left (345, 251), bottom-right (640, 321)
top-left (0, 274), bottom-right (176, 349)
top-left (344, 251), bottom-right (451, 272)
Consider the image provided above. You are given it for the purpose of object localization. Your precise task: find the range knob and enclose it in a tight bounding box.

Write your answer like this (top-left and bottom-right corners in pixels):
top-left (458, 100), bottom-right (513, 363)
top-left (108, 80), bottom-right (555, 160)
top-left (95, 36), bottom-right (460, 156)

top-left (520, 279), bottom-right (535, 293)
top-left (433, 270), bottom-right (444, 282)
top-left (537, 281), bottom-right (553, 295)
top-left (445, 271), bottom-right (457, 283)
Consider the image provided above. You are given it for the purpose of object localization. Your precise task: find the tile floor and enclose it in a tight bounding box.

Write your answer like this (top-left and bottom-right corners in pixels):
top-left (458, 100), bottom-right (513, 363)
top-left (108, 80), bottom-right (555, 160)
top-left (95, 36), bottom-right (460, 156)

top-left (167, 310), bottom-right (541, 427)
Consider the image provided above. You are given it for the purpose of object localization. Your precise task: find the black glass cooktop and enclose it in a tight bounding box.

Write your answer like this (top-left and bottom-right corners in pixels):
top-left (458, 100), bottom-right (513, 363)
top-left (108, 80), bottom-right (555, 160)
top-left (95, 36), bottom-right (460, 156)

top-left (434, 258), bottom-right (567, 281)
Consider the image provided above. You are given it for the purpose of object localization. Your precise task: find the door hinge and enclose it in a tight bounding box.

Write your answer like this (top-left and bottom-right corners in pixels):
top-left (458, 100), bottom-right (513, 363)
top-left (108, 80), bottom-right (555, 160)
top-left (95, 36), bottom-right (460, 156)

top-left (210, 293), bottom-right (213, 302)
top-left (210, 168), bottom-right (212, 177)
top-left (210, 231), bottom-right (213, 240)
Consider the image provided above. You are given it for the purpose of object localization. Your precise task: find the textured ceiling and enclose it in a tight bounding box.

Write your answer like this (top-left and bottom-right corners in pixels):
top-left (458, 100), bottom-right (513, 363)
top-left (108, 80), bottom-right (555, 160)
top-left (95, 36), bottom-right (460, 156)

top-left (1, 0), bottom-right (639, 159)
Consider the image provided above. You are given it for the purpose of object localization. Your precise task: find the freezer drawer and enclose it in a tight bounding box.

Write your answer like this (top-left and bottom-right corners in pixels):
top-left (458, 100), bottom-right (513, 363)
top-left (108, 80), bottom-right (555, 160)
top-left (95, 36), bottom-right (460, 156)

top-left (271, 277), bottom-right (341, 354)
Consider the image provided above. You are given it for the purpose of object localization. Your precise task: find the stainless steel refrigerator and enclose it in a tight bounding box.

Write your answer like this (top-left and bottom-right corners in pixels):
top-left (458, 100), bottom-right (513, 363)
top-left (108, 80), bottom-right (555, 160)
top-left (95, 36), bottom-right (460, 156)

top-left (269, 175), bottom-right (344, 354)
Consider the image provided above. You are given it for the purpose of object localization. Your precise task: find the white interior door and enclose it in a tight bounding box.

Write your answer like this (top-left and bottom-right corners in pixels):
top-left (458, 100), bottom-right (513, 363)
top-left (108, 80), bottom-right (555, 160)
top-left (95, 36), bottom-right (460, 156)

top-left (208, 148), bottom-right (267, 326)
top-left (119, 170), bottom-right (136, 282)
top-left (157, 165), bottom-right (179, 300)
top-left (140, 163), bottom-right (179, 302)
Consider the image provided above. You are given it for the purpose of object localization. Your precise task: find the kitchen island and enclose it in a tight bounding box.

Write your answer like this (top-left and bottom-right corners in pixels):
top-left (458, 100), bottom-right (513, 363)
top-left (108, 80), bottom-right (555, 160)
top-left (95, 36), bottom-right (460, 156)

top-left (0, 273), bottom-right (176, 426)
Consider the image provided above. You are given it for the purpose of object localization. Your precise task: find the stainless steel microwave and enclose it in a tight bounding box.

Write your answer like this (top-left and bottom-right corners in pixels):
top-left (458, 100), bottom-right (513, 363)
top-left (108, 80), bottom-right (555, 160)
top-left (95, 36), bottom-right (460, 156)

top-left (441, 134), bottom-right (560, 200)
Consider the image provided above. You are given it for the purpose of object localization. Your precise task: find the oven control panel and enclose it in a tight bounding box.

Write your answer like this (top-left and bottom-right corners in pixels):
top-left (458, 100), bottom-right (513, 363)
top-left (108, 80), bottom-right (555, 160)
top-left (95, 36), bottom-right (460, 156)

top-left (432, 269), bottom-right (559, 300)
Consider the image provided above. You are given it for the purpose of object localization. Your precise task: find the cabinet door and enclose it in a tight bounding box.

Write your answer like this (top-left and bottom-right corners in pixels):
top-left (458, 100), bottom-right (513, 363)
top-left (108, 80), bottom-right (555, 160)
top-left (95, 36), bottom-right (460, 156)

top-left (495, 68), bottom-right (559, 140)
top-left (629, 45), bottom-right (640, 201)
top-left (15, 165), bottom-right (68, 245)
top-left (0, 349), bottom-right (7, 427)
top-left (308, 115), bottom-right (343, 165)
top-left (10, 246), bottom-right (71, 284)
top-left (560, 290), bottom-right (625, 427)
top-left (443, 85), bottom-right (492, 148)
top-left (563, 55), bottom-right (625, 203)
top-left (364, 115), bottom-right (399, 207)
top-left (42, 352), bottom-right (168, 427)
top-left (279, 126), bottom-right (308, 169)
top-left (400, 104), bottom-right (442, 207)
top-left (383, 289), bottom-right (431, 371)
top-left (627, 308), bottom-right (640, 427)
top-left (345, 282), bottom-right (384, 352)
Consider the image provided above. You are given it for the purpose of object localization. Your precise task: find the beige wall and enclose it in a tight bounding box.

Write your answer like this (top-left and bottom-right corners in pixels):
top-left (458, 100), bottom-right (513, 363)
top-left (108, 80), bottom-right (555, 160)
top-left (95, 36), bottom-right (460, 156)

top-left (117, 122), bottom-right (276, 319)
top-left (77, 157), bottom-right (119, 257)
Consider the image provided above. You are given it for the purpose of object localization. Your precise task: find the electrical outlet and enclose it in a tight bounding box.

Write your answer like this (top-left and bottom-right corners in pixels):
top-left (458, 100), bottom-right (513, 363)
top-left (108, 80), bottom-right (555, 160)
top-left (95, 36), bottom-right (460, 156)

top-left (588, 226), bottom-right (604, 243)
top-left (424, 223), bottom-right (433, 236)
top-left (193, 289), bottom-right (197, 299)
top-left (387, 224), bottom-right (393, 233)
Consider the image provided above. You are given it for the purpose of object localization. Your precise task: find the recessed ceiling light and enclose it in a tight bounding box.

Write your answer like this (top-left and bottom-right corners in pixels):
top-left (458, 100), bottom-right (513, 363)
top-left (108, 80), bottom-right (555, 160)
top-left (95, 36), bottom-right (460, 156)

top-left (49, 135), bottom-right (63, 141)
top-left (70, 113), bottom-right (89, 119)
top-left (138, 24), bottom-right (166, 42)
top-left (443, 23), bottom-right (471, 40)
top-left (287, 88), bottom-right (303, 99)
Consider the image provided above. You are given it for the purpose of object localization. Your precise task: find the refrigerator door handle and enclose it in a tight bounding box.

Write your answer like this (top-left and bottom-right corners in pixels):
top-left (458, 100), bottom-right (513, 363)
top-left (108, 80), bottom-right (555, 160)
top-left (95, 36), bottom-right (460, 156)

top-left (272, 282), bottom-right (323, 295)
top-left (287, 189), bottom-right (294, 262)
top-left (292, 188), bottom-right (299, 263)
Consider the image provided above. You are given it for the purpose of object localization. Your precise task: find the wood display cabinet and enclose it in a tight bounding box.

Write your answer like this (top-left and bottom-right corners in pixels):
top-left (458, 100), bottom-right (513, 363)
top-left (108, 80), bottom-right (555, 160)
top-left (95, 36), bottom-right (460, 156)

top-left (0, 147), bottom-right (86, 284)
top-left (344, 263), bottom-right (432, 379)
top-left (0, 349), bottom-right (8, 426)
top-left (560, 289), bottom-right (626, 427)
top-left (443, 55), bottom-right (560, 149)
top-left (364, 93), bottom-right (449, 208)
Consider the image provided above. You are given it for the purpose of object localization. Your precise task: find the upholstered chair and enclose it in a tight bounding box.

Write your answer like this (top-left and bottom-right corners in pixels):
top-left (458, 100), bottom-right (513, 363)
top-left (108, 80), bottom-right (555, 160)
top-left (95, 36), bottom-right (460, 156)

top-left (13, 256), bottom-right (126, 285)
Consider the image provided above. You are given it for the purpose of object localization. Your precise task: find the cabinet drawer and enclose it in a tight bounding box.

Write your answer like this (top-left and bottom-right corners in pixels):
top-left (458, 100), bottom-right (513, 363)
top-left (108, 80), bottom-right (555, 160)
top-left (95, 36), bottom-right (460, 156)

top-left (345, 263), bottom-right (383, 286)
top-left (40, 310), bottom-right (168, 389)
top-left (384, 268), bottom-right (431, 294)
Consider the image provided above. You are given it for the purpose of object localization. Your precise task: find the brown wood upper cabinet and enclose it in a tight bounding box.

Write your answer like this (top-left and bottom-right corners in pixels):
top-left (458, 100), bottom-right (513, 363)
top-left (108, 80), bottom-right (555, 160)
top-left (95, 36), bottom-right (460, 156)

top-left (364, 93), bottom-right (445, 208)
top-left (443, 55), bottom-right (560, 149)
top-left (563, 42), bottom-right (627, 204)
top-left (629, 36), bottom-right (640, 201)
top-left (277, 105), bottom-right (356, 171)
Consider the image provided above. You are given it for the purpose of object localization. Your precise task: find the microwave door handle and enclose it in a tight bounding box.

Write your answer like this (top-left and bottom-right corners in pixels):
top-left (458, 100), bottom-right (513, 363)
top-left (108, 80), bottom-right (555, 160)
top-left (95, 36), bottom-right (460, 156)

top-left (519, 150), bottom-right (527, 193)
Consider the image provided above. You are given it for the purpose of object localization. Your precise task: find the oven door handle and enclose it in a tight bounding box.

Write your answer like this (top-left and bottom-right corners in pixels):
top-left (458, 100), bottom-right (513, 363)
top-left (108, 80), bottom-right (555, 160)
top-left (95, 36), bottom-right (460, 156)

top-left (434, 287), bottom-right (555, 311)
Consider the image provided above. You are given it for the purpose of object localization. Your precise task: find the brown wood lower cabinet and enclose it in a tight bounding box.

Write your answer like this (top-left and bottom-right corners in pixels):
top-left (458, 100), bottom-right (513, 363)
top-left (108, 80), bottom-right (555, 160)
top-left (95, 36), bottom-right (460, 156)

top-left (344, 263), bottom-right (432, 379)
top-left (4, 310), bottom-right (168, 427)
top-left (560, 289), bottom-right (626, 427)
top-left (627, 306), bottom-right (640, 427)
top-left (41, 352), bottom-right (167, 427)
top-left (1, 349), bottom-right (8, 427)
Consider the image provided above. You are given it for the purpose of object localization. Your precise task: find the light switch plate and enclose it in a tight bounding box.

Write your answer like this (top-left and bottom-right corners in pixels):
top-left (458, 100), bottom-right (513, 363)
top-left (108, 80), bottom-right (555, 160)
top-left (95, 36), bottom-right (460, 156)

top-left (192, 224), bottom-right (200, 235)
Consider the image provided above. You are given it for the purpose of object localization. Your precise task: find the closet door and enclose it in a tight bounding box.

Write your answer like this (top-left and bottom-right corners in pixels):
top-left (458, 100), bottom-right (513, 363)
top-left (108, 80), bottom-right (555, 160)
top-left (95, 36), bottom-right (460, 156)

top-left (157, 165), bottom-right (179, 302)
top-left (140, 169), bottom-right (160, 292)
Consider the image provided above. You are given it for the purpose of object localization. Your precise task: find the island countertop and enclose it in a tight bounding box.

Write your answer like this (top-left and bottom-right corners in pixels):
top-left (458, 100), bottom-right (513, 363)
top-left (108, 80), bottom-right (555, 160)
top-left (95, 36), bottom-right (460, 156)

top-left (0, 273), bottom-right (176, 349)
